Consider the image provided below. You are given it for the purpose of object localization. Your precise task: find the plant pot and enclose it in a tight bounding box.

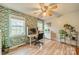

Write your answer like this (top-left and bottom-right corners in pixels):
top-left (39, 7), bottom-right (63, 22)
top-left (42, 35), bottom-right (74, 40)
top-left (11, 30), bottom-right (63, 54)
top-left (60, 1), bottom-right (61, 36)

top-left (2, 48), bottom-right (9, 54)
top-left (4, 48), bottom-right (9, 53)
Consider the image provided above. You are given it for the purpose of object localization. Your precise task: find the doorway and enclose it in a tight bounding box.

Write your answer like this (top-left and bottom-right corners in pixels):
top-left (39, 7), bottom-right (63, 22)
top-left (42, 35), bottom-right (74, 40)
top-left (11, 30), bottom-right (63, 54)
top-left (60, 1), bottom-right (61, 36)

top-left (44, 23), bottom-right (51, 39)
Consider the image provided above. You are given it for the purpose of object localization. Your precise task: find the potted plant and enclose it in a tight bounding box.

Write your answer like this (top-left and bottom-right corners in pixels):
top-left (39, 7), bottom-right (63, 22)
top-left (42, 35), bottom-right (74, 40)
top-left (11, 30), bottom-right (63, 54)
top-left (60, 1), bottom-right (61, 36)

top-left (59, 30), bottom-right (67, 39)
top-left (2, 40), bottom-right (9, 54)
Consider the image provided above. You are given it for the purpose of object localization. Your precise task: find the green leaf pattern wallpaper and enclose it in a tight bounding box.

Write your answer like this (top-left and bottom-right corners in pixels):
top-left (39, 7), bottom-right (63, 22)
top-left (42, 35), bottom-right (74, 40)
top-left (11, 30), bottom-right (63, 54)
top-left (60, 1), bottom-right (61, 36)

top-left (0, 6), bottom-right (38, 48)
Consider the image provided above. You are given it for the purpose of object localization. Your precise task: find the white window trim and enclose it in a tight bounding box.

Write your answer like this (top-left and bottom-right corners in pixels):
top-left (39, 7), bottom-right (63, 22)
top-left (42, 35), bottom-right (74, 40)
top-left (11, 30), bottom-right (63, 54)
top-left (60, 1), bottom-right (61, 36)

top-left (9, 14), bottom-right (26, 38)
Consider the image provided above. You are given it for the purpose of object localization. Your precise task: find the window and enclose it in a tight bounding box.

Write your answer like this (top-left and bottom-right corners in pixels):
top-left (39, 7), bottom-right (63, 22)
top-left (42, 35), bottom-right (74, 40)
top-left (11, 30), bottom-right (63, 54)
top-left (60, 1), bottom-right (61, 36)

top-left (37, 20), bottom-right (43, 32)
top-left (9, 16), bottom-right (25, 37)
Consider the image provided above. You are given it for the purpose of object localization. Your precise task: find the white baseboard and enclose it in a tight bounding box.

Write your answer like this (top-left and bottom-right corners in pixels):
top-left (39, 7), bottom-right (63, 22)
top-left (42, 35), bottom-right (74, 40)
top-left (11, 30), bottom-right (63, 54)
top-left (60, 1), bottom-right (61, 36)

top-left (9, 43), bottom-right (26, 50)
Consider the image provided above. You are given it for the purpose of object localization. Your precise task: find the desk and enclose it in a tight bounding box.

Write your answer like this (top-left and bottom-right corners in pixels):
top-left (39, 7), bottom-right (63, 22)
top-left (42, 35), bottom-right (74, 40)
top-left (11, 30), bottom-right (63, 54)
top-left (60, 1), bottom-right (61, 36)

top-left (27, 34), bottom-right (38, 46)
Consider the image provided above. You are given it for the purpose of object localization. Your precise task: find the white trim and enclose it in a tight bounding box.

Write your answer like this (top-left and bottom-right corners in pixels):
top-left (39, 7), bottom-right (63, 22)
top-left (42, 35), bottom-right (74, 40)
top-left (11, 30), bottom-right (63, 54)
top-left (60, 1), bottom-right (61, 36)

top-left (9, 43), bottom-right (26, 50)
top-left (8, 14), bottom-right (26, 48)
top-left (9, 14), bottom-right (26, 37)
top-left (9, 14), bottom-right (25, 21)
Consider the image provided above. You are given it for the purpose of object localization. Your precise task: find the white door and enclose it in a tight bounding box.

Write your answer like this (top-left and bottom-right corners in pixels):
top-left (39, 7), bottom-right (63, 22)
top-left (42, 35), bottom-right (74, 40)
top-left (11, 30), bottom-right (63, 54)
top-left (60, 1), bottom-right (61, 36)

top-left (44, 23), bottom-right (51, 39)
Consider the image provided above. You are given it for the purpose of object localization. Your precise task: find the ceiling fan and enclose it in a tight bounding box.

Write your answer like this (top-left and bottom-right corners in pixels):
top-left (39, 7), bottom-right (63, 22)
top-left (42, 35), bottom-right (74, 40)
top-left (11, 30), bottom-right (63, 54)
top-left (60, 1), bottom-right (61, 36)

top-left (33, 3), bottom-right (61, 17)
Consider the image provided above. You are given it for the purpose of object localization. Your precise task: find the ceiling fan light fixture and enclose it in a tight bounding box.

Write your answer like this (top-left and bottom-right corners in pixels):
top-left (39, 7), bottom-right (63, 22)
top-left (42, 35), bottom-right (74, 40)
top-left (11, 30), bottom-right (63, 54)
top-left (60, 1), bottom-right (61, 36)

top-left (34, 3), bottom-right (58, 17)
top-left (43, 11), bottom-right (52, 16)
top-left (43, 12), bottom-right (47, 16)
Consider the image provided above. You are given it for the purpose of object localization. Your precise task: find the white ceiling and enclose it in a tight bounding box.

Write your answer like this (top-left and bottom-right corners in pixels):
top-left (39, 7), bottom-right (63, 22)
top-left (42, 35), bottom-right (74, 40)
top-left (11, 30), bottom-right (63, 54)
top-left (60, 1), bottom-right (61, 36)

top-left (0, 3), bottom-right (79, 20)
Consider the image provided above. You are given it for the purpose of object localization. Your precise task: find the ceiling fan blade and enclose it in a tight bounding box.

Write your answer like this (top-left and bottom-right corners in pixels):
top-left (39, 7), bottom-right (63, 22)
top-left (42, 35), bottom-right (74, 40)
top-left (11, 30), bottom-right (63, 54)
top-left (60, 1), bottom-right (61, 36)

top-left (49, 4), bottom-right (58, 10)
top-left (53, 11), bottom-right (62, 17)
top-left (39, 3), bottom-right (48, 12)
top-left (32, 10), bottom-right (43, 17)
top-left (39, 3), bottom-right (45, 11)
top-left (45, 10), bottom-right (53, 16)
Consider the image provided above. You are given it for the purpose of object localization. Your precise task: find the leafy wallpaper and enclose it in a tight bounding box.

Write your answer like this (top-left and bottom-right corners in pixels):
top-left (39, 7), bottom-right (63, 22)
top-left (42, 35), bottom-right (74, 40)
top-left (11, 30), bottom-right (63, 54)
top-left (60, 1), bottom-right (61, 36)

top-left (0, 6), bottom-right (39, 48)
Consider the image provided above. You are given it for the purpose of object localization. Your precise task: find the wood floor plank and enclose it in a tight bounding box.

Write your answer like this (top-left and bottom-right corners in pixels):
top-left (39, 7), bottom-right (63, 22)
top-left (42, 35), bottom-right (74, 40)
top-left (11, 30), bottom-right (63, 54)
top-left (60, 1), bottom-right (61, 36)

top-left (7, 40), bottom-right (76, 55)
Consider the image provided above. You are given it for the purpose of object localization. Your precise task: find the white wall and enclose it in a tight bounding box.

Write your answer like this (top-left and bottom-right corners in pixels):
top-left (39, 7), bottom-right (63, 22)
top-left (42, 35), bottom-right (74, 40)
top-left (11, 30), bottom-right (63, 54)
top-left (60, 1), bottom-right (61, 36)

top-left (45, 11), bottom-right (79, 42)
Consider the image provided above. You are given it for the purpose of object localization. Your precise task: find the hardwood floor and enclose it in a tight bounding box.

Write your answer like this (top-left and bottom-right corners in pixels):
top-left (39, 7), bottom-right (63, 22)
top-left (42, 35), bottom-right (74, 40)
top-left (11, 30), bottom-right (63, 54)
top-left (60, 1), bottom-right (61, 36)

top-left (76, 48), bottom-right (79, 55)
top-left (7, 40), bottom-right (76, 55)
